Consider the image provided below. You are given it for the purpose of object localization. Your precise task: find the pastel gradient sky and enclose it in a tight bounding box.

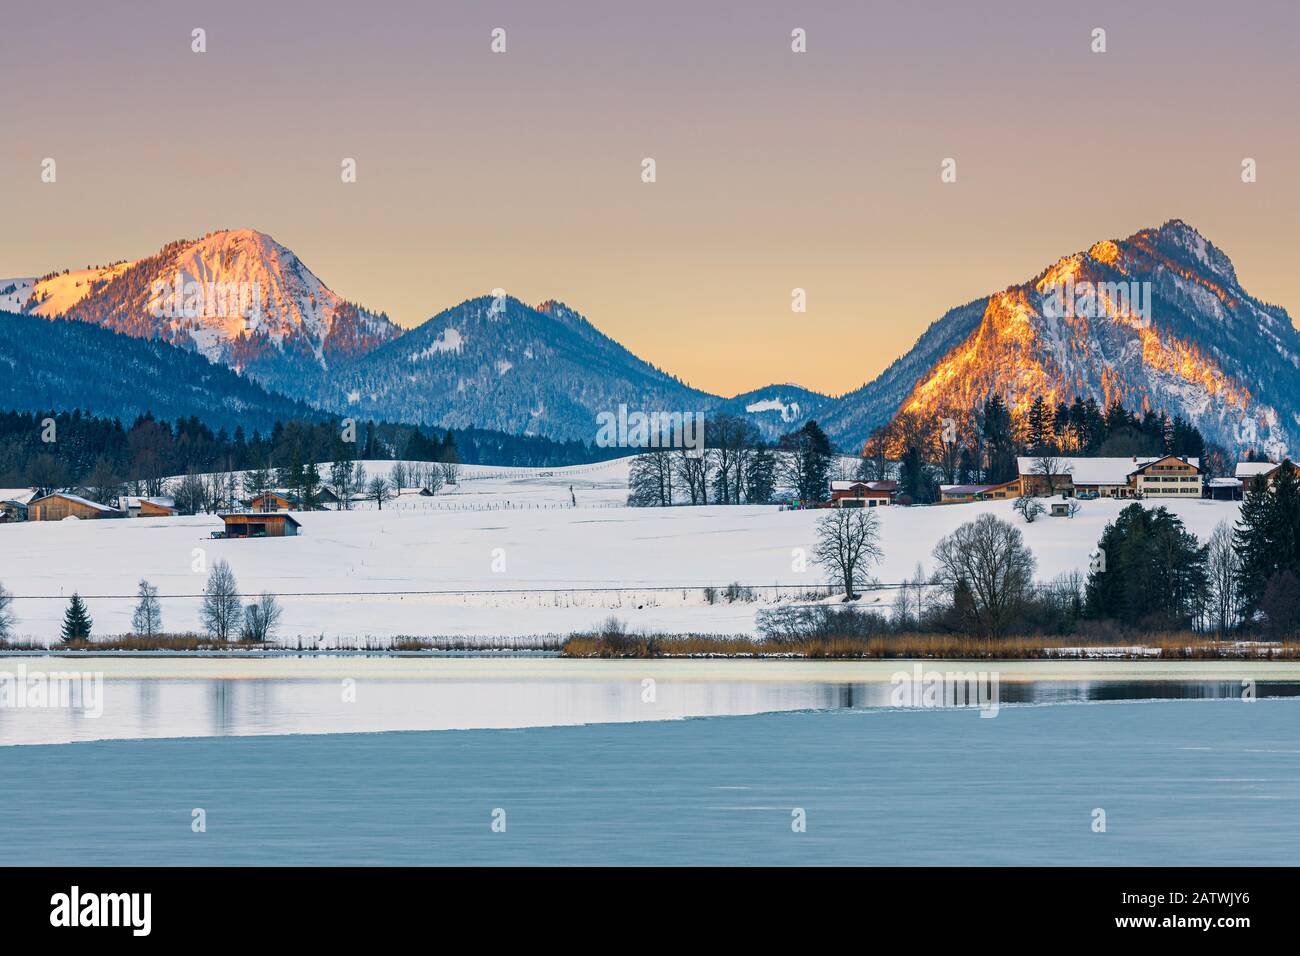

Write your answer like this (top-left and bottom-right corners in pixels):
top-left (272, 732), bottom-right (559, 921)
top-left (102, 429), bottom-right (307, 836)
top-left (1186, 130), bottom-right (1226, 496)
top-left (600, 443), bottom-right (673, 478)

top-left (2, 0), bottom-right (1296, 397)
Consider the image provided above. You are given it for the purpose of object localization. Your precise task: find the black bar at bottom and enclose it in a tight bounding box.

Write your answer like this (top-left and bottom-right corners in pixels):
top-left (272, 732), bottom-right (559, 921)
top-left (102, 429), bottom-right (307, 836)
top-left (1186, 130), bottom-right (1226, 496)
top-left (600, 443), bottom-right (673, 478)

top-left (0, 867), bottom-right (1280, 942)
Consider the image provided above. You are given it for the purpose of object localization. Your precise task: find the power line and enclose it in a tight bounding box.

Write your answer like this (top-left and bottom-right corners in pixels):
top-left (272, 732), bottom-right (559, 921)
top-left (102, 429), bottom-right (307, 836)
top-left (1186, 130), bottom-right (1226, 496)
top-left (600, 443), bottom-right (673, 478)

top-left (2, 582), bottom-right (930, 601)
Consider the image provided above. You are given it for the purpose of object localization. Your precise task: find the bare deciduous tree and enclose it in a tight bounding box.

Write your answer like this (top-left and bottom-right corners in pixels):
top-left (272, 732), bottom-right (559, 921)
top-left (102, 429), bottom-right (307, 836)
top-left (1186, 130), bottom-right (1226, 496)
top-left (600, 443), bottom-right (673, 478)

top-left (390, 461), bottom-right (410, 492)
top-left (422, 463), bottom-right (445, 495)
top-left (812, 507), bottom-right (884, 600)
top-left (200, 560), bottom-right (241, 641)
top-left (241, 592), bottom-right (283, 642)
top-left (1205, 519), bottom-right (1241, 637)
top-left (1029, 454), bottom-right (1072, 497)
top-left (859, 430), bottom-right (891, 483)
top-left (173, 471), bottom-right (210, 515)
top-left (628, 451), bottom-right (675, 507)
top-left (367, 475), bottom-right (393, 509)
top-left (131, 579), bottom-right (162, 638)
top-left (0, 581), bottom-right (15, 642)
top-left (1013, 496), bottom-right (1046, 523)
top-left (932, 514), bottom-right (1037, 639)
top-left (674, 448), bottom-right (709, 505)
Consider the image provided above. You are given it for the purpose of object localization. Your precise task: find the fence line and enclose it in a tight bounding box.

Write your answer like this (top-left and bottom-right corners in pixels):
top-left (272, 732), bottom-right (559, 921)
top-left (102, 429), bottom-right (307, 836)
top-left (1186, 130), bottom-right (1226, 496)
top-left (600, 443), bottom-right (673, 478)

top-left (5, 582), bottom-right (894, 601)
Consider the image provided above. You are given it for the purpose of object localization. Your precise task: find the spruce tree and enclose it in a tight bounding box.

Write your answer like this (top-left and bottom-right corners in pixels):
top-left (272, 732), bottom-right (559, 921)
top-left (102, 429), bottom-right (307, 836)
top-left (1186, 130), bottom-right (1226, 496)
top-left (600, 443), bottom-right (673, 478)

top-left (1234, 465), bottom-right (1300, 615)
top-left (796, 421), bottom-right (833, 501)
top-left (744, 445), bottom-right (777, 504)
top-left (61, 593), bottom-right (93, 643)
top-left (1086, 504), bottom-right (1208, 627)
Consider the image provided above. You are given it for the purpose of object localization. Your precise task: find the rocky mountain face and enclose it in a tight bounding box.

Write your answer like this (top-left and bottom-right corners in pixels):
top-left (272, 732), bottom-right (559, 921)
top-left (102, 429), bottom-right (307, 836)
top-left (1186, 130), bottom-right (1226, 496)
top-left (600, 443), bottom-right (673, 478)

top-left (311, 295), bottom-right (715, 441)
top-left (5, 221), bottom-right (1294, 457)
top-left (2, 229), bottom-right (399, 396)
top-left (828, 221), bottom-right (1298, 458)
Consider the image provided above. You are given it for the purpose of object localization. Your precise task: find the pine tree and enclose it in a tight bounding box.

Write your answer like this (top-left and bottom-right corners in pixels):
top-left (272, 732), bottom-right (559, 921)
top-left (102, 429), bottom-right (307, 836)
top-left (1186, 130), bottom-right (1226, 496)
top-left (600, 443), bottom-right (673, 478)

top-left (301, 462), bottom-right (323, 510)
top-left (242, 462), bottom-right (273, 503)
top-left (782, 420), bottom-right (833, 501)
top-left (1026, 396), bottom-right (1051, 452)
top-left (61, 593), bottom-right (93, 643)
top-left (1234, 465), bottom-right (1300, 615)
top-left (437, 431), bottom-right (461, 464)
top-left (980, 395), bottom-right (1016, 483)
top-left (1086, 504), bottom-right (1208, 626)
top-left (744, 445), bottom-right (777, 504)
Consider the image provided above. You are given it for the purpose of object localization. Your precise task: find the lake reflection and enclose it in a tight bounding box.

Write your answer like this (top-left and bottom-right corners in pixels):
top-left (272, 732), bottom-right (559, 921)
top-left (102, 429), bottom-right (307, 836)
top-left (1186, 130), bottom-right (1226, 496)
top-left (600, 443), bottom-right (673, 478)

top-left (2, 676), bottom-right (1297, 747)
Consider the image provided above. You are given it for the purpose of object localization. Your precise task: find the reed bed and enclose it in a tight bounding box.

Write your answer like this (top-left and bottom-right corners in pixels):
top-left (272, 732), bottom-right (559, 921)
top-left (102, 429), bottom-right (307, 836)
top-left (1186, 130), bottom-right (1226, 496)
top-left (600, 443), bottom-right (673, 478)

top-left (560, 630), bottom-right (1300, 660)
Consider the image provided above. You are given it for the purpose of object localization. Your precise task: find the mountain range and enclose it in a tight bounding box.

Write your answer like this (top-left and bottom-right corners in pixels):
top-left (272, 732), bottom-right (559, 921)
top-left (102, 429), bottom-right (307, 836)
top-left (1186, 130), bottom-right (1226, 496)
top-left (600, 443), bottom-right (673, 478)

top-left (2, 220), bottom-right (1295, 457)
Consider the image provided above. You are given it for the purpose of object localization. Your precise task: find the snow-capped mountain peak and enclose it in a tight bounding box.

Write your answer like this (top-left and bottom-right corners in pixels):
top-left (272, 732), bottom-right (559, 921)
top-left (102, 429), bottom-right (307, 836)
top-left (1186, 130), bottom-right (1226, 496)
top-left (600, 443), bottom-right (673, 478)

top-left (8, 229), bottom-right (399, 392)
top-left (855, 220), bottom-right (1299, 458)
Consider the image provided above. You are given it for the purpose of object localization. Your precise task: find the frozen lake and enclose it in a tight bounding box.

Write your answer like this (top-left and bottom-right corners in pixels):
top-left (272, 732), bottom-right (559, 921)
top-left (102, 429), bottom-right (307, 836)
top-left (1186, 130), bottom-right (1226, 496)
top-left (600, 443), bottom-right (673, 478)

top-left (4, 655), bottom-right (1300, 746)
top-left (1, 695), bottom-right (1298, 865)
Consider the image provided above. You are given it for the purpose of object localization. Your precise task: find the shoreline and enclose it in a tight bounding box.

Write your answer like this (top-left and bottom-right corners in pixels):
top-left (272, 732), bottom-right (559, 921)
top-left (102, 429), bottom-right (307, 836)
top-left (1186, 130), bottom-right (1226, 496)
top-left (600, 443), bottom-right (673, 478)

top-left (7, 655), bottom-right (1300, 682)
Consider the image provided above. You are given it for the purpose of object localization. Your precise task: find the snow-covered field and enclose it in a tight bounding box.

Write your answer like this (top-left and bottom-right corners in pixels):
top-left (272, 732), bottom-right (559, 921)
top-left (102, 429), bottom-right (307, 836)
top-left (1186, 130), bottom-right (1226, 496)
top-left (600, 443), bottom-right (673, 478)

top-left (0, 458), bottom-right (1241, 642)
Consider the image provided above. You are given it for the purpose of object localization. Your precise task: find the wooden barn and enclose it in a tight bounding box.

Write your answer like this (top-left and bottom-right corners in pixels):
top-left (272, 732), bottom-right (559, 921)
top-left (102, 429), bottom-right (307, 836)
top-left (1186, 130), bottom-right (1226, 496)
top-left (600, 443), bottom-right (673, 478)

top-left (248, 491), bottom-right (300, 513)
top-left (27, 493), bottom-right (123, 521)
top-left (218, 512), bottom-right (301, 538)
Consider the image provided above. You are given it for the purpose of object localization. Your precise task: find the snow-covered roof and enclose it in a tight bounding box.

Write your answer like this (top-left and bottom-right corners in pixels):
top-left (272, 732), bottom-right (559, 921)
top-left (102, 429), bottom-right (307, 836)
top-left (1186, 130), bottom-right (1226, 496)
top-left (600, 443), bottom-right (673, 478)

top-left (1234, 461), bottom-right (1279, 478)
top-left (1018, 456), bottom-right (1199, 485)
top-left (940, 484), bottom-right (999, 495)
top-left (120, 496), bottom-right (176, 508)
top-left (219, 511), bottom-right (301, 526)
top-left (32, 492), bottom-right (118, 512)
top-left (829, 480), bottom-right (891, 494)
top-left (0, 488), bottom-right (38, 505)
top-left (1207, 477), bottom-right (1242, 488)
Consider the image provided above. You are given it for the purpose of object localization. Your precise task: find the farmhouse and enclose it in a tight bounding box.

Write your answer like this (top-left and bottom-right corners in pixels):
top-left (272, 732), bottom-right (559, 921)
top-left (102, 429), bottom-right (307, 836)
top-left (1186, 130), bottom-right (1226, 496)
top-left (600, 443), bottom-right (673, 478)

top-left (218, 512), bottom-right (301, 538)
top-left (1016, 455), bottom-right (1201, 499)
top-left (829, 479), bottom-right (894, 507)
top-left (1235, 459), bottom-right (1297, 495)
top-left (27, 493), bottom-right (124, 521)
top-left (1128, 455), bottom-right (1204, 498)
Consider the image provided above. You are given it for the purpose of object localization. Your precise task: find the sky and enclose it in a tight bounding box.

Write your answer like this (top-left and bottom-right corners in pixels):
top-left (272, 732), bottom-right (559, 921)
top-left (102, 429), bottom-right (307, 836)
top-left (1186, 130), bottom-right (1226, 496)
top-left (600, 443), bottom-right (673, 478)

top-left (1, 0), bottom-right (1296, 398)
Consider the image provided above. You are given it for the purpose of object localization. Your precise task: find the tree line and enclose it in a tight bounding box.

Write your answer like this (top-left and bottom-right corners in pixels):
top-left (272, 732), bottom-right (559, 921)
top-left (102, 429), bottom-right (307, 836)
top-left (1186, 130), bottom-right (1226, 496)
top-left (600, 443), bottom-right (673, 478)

top-left (627, 417), bottom-right (835, 507)
top-left (0, 407), bottom-right (622, 499)
top-left (0, 561), bottom-right (283, 646)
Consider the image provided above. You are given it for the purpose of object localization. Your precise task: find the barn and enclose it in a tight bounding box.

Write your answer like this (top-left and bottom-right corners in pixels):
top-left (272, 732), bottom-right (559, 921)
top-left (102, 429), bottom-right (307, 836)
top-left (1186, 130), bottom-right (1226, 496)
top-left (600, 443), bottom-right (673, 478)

top-left (218, 512), bottom-right (301, 538)
top-left (27, 493), bottom-right (124, 521)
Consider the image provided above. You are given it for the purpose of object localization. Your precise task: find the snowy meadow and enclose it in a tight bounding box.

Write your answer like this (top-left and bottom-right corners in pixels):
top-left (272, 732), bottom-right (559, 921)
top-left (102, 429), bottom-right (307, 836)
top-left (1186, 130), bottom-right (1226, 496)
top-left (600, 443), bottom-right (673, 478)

top-left (0, 457), bottom-right (1243, 644)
